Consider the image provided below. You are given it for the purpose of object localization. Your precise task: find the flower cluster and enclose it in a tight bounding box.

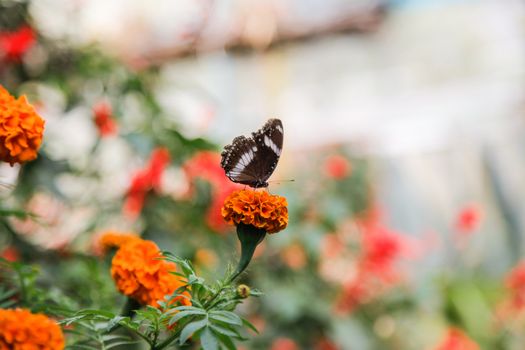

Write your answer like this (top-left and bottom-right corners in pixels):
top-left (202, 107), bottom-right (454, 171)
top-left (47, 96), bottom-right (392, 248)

top-left (93, 231), bottom-right (140, 255)
top-left (318, 208), bottom-right (409, 314)
top-left (111, 238), bottom-right (190, 307)
top-left (222, 189), bottom-right (288, 234)
top-left (0, 85), bottom-right (45, 165)
top-left (0, 308), bottom-right (65, 350)
top-left (124, 148), bottom-right (170, 217)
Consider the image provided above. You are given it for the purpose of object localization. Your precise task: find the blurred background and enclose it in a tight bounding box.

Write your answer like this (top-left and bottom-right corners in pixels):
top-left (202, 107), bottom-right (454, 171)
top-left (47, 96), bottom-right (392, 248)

top-left (2, 0), bottom-right (525, 348)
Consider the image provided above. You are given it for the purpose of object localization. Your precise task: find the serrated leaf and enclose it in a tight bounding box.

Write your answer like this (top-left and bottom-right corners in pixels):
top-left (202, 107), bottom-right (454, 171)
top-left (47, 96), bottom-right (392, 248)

top-left (172, 305), bottom-right (205, 313)
top-left (200, 327), bottom-right (219, 350)
top-left (241, 318), bottom-right (259, 334)
top-left (105, 340), bottom-right (139, 349)
top-left (105, 316), bottom-right (128, 332)
top-left (215, 332), bottom-right (237, 350)
top-left (76, 309), bottom-right (115, 318)
top-left (101, 334), bottom-right (132, 341)
top-left (169, 310), bottom-right (206, 326)
top-left (209, 311), bottom-right (242, 326)
top-left (179, 318), bottom-right (208, 345)
top-left (209, 324), bottom-right (241, 338)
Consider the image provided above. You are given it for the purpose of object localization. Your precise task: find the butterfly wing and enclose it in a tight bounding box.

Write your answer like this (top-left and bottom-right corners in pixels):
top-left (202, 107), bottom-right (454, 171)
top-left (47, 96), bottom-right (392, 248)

top-left (250, 118), bottom-right (283, 184)
top-left (220, 135), bottom-right (261, 187)
top-left (220, 118), bottom-right (283, 188)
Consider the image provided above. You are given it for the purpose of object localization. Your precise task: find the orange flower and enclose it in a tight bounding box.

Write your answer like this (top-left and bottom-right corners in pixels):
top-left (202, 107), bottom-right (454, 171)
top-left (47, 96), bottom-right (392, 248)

top-left (222, 189), bottom-right (288, 234)
top-left (93, 231), bottom-right (140, 255)
top-left (281, 243), bottom-right (307, 270)
top-left (0, 85), bottom-right (45, 165)
top-left (434, 327), bottom-right (479, 350)
top-left (111, 238), bottom-right (190, 307)
top-left (0, 308), bottom-right (65, 350)
top-left (270, 338), bottom-right (299, 350)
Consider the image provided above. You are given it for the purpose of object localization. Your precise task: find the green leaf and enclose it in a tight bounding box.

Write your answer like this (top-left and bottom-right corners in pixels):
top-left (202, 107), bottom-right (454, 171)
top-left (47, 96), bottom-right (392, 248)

top-left (76, 309), bottom-right (115, 318)
top-left (209, 324), bottom-right (242, 338)
top-left (209, 311), bottom-right (242, 326)
top-left (66, 344), bottom-right (100, 350)
top-left (215, 332), bottom-right (237, 350)
top-left (241, 318), bottom-right (259, 334)
top-left (105, 340), bottom-right (139, 349)
top-left (172, 305), bottom-right (206, 313)
top-left (169, 309), bottom-right (207, 326)
top-left (105, 316), bottom-right (129, 331)
top-left (200, 327), bottom-right (219, 350)
top-left (179, 318), bottom-right (208, 345)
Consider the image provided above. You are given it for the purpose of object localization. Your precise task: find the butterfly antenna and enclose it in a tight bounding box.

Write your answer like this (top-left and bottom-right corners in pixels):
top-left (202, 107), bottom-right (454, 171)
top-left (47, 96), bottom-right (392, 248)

top-left (268, 179), bottom-right (295, 185)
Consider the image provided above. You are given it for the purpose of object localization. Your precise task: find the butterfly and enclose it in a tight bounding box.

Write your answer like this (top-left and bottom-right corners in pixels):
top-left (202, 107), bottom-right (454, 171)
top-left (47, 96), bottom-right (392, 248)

top-left (220, 118), bottom-right (283, 188)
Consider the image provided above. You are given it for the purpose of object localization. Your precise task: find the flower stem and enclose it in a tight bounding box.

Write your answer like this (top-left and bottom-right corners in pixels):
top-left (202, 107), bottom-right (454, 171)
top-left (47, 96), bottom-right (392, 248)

top-left (229, 223), bottom-right (266, 283)
top-left (120, 297), bottom-right (141, 318)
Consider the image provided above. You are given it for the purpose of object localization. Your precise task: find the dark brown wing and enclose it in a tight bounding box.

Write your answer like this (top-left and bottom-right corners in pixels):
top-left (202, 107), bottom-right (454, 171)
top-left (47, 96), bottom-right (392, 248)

top-left (220, 136), bottom-right (260, 186)
top-left (220, 118), bottom-right (283, 187)
top-left (250, 119), bottom-right (283, 183)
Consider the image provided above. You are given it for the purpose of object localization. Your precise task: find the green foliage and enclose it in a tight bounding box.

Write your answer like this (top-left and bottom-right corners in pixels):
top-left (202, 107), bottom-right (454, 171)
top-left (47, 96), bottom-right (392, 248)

top-left (60, 254), bottom-right (259, 350)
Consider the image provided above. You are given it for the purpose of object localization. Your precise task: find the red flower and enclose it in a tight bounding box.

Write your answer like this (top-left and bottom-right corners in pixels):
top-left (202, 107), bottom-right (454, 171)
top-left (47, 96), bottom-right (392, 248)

top-left (360, 223), bottom-right (403, 283)
top-left (455, 204), bottom-right (482, 234)
top-left (148, 148), bottom-right (170, 190)
top-left (434, 327), bottom-right (479, 350)
top-left (504, 260), bottom-right (525, 311)
top-left (315, 338), bottom-right (339, 350)
top-left (183, 151), bottom-right (242, 232)
top-left (0, 26), bottom-right (35, 62)
top-left (324, 155), bottom-right (351, 179)
top-left (270, 338), bottom-right (298, 350)
top-left (334, 210), bottom-right (408, 314)
top-left (93, 101), bottom-right (117, 137)
top-left (124, 148), bottom-right (171, 218)
top-left (183, 151), bottom-right (226, 185)
top-left (0, 246), bottom-right (19, 262)
top-left (336, 278), bottom-right (369, 314)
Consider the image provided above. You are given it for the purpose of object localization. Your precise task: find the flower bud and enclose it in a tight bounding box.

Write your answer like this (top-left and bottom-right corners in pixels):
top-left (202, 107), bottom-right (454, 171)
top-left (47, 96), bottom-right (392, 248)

top-left (237, 284), bottom-right (251, 298)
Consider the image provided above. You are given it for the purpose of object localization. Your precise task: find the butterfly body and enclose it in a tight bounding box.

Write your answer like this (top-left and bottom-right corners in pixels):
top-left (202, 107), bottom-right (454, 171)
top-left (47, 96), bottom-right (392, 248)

top-left (221, 118), bottom-right (283, 188)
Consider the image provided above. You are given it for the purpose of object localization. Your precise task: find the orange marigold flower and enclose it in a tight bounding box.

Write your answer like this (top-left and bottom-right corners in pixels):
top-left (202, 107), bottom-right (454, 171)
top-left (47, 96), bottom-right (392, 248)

top-left (221, 189), bottom-right (288, 234)
top-left (0, 85), bottom-right (44, 165)
top-left (0, 308), bottom-right (65, 350)
top-left (93, 231), bottom-right (140, 255)
top-left (111, 239), bottom-right (190, 307)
